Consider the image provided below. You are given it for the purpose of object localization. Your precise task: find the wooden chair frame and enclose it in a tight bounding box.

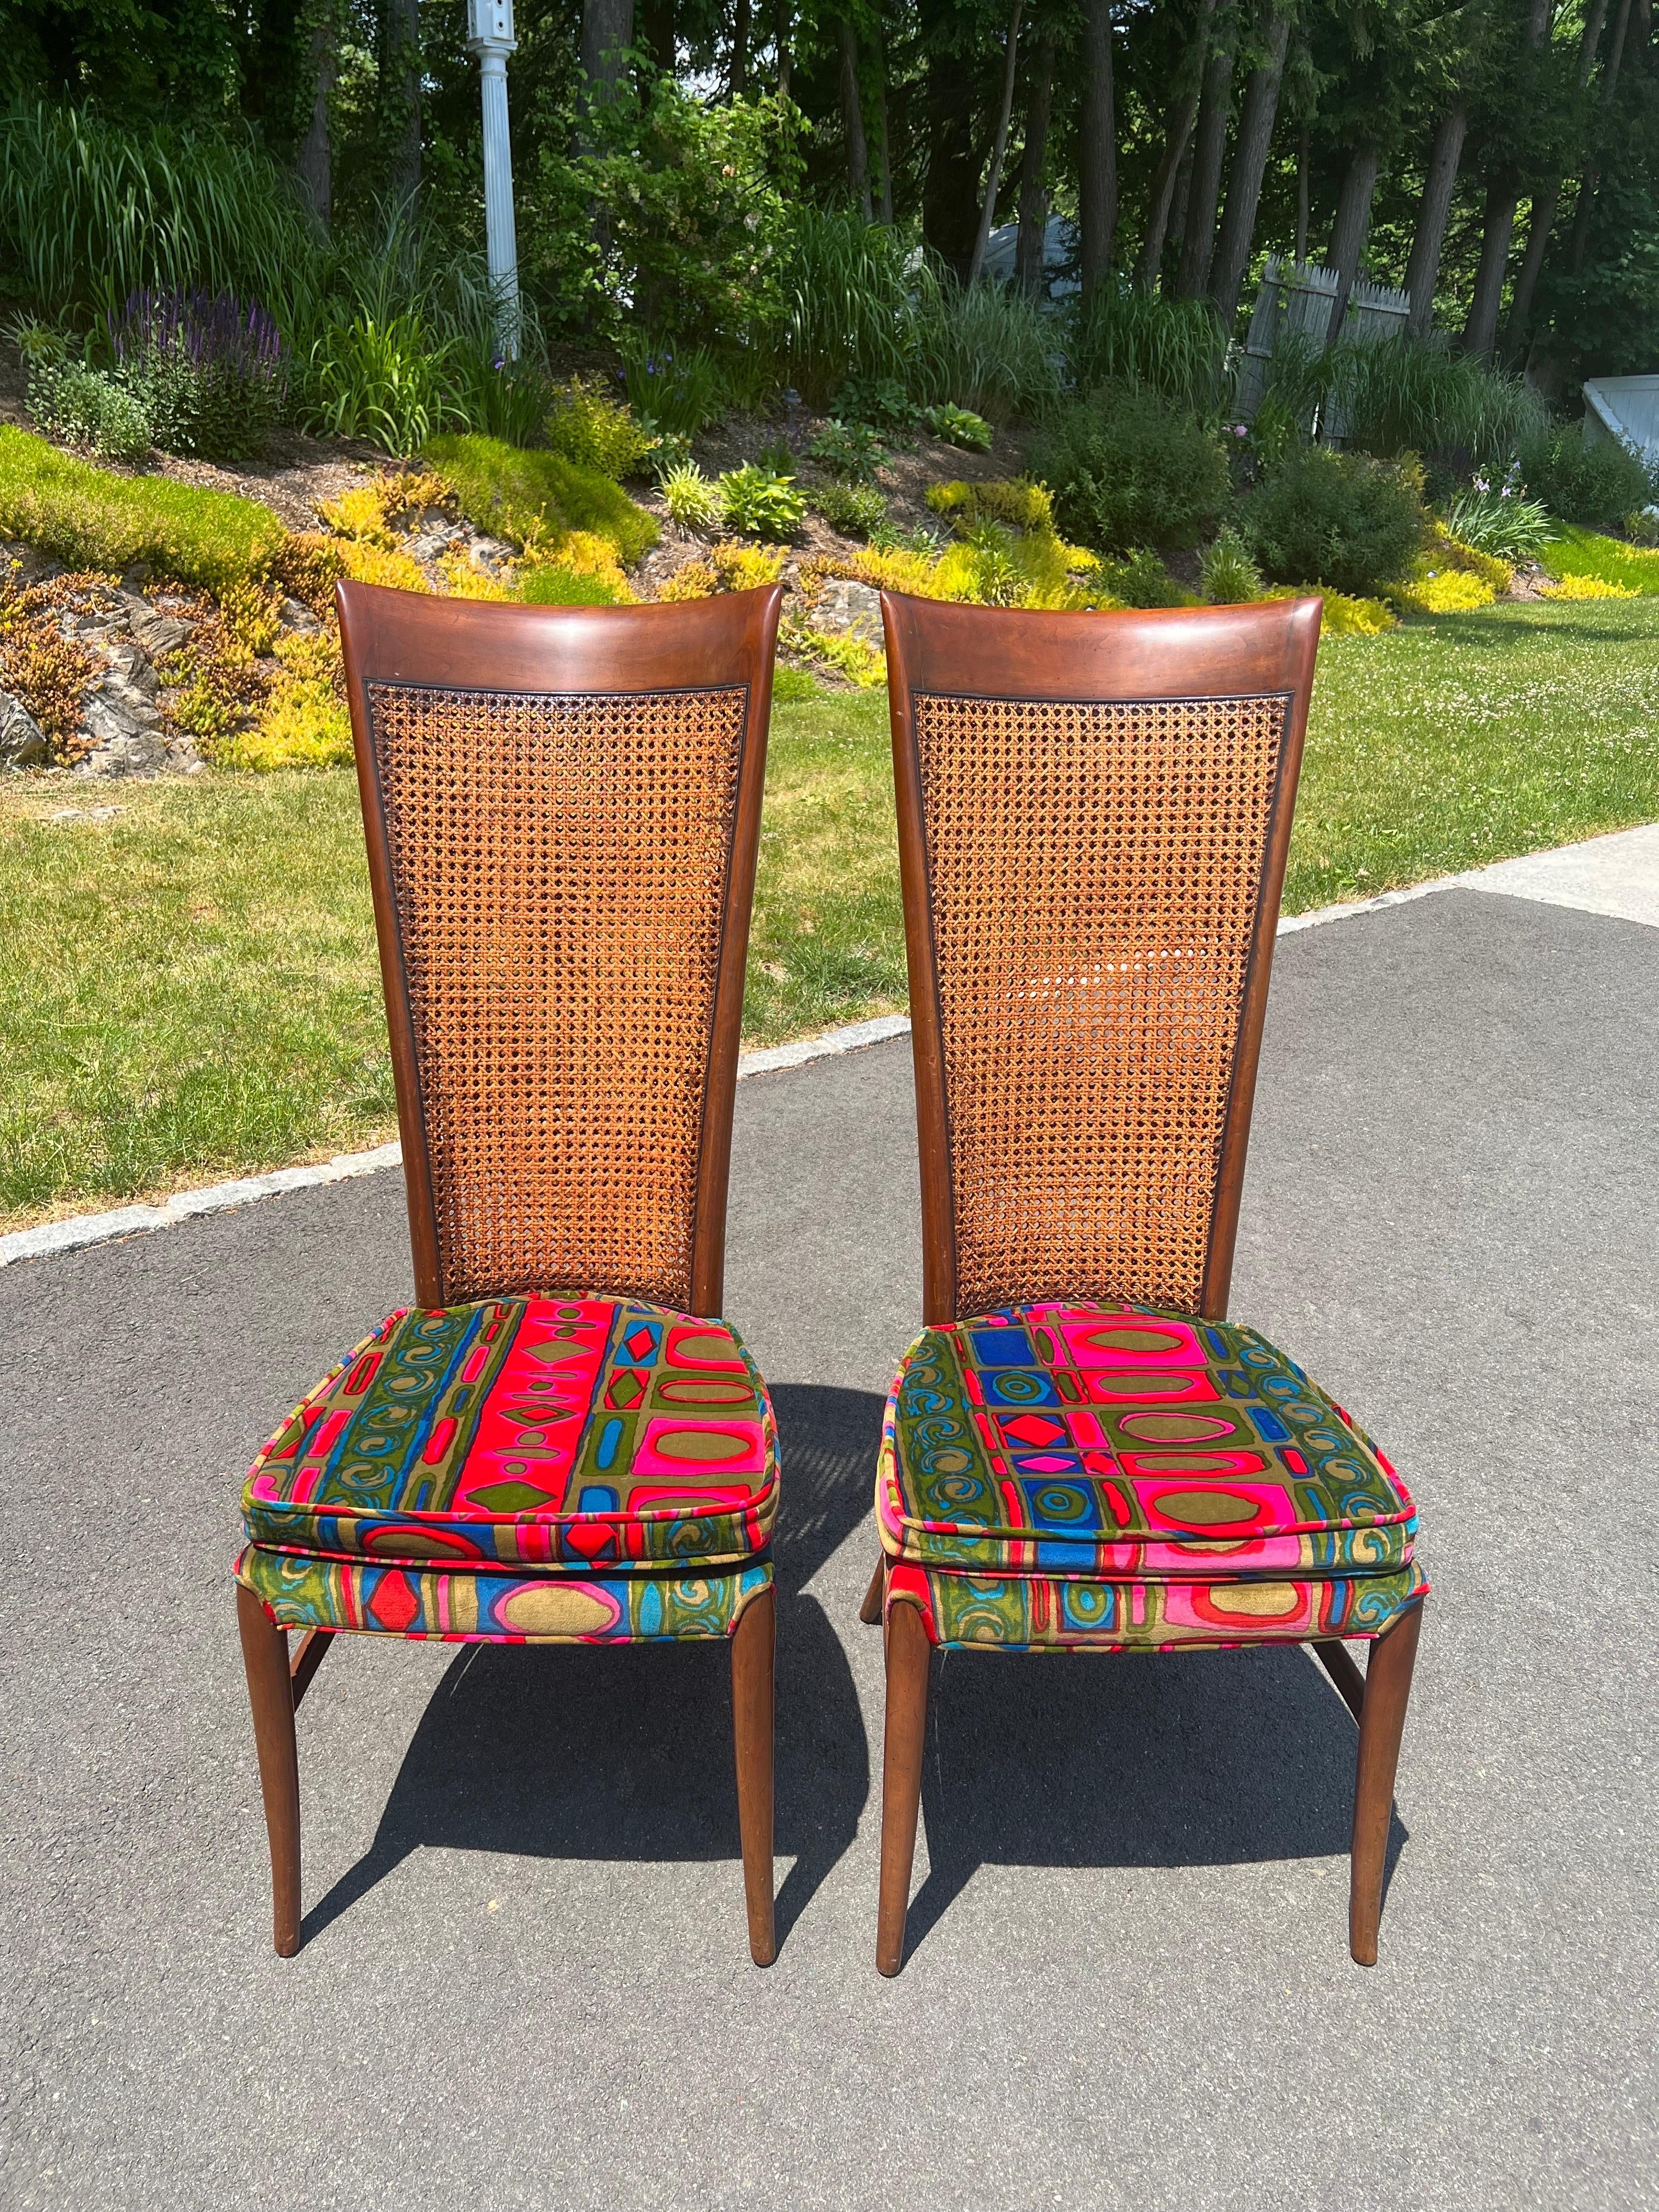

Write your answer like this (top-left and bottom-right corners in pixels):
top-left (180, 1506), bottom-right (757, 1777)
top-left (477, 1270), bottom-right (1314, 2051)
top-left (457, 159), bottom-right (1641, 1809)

top-left (235, 580), bottom-right (785, 1966)
top-left (867, 590), bottom-right (1424, 1974)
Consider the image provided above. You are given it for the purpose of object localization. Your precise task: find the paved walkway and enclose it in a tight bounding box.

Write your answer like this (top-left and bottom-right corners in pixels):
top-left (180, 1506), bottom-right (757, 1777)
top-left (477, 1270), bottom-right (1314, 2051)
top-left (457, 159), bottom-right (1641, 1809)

top-left (3, 873), bottom-right (1656, 2209)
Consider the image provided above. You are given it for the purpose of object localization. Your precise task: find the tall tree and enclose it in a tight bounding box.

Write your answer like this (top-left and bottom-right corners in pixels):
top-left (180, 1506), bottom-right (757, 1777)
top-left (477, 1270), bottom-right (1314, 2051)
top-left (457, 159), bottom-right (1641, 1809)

top-left (1404, 102), bottom-right (1469, 334)
top-left (640, 0), bottom-right (675, 74)
top-left (1463, 0), bottom-right (1553, 359)
top-left (382, 0), bottom-right (420, 211)
top-left (1508, 0), bottom-right (1610, 342)
top-left (296, 11), bottom-right (337, 226)
top-left (1079, 0), bottom-right (1117, 292)
top-left (1208, 0), bottom-right (1293, 324)
top-left (1015, 27), bottom-right (1058, 293)
top-left (730, 0), bottom-right (751, 96)
top-left (839, 17), bottom-right (873, 221)
top-left (969, 2), bottom-right (1025, 281)
top-left (922, 25), bottom-right (985, 273)
top-left (580, 0), bottom-right (635, 109)
top-left (1175, 1), bottom-right (1237, 298)
top-left (1328, 136), bottom-right (1381, 330)
top-left (1138, 0), bottom-right (1218, 286)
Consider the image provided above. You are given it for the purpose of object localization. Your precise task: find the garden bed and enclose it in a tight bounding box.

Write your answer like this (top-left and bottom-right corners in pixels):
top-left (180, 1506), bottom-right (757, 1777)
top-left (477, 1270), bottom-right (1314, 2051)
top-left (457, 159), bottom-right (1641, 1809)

top-left (4, 591), bottom-right (1658, 1231)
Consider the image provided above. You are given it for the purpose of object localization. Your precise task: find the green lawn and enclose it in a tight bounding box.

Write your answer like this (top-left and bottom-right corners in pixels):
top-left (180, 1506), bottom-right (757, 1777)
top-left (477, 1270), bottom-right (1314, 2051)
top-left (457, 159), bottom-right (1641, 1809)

top-left (4, 593), bottom-right (1657, 1228)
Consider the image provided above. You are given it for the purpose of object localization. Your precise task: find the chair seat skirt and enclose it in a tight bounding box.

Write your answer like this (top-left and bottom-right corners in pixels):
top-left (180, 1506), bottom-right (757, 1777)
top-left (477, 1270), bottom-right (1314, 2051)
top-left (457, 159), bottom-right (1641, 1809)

top-left (878, 1301), bottom-right (1427, 1651)
top-left (235, 1295), bottom-right (777, 1643)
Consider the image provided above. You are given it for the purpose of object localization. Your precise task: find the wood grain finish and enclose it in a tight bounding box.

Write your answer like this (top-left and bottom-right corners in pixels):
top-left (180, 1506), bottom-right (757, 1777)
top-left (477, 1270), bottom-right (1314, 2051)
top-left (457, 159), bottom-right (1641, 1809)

top-left (1348, 1598), bottom-right (1425, 1965)
top-left (234, 584), bottom-right (787, 1967)
top-left (236, 1584), bottom-right (302, 1956)
top-left (876, 1596), bottom-right (932, 1976)
top-left (881, 591), bottom-right (1322, 1326)
top-left (730, 1586), bottom-right (778, 1966)
top-left (336, 581), bottom-right (784, 1316)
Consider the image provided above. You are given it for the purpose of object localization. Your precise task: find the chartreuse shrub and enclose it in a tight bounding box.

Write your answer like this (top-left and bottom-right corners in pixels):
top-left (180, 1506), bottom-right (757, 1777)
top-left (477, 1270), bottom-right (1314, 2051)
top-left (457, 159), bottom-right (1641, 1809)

top-left (424, 434), bottom-right (658, 566)
top-left (1030, 387), bottom-right (1231, 555)
top-left (0, 426), bottom-right (285, 590)
top-left (545, 377), bottom-right (654, 478)
top-left (927, 479), bottom-right (1054, 532)
top-left (1243, 448), bottom-right (1426, 598)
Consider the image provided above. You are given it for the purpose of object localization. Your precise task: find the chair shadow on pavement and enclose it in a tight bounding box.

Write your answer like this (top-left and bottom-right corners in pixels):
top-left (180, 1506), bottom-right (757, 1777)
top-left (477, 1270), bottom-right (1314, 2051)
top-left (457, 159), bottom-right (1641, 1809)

top-left (301, 1381), bottom-right (881, 1954)
top-left (895, 1639), bottom-right (1409, 1967)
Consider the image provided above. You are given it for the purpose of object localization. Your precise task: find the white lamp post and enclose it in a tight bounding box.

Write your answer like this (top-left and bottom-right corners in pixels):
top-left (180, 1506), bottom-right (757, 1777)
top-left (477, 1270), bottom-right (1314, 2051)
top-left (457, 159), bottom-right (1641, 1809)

top-left (467, 0), bottom-right (521, 358)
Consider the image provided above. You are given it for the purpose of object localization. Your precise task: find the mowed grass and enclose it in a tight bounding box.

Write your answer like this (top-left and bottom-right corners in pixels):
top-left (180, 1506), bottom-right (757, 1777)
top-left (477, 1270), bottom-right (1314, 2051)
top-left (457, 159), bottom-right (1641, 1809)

top-left (3, 593), bottom-right (1656, 1226)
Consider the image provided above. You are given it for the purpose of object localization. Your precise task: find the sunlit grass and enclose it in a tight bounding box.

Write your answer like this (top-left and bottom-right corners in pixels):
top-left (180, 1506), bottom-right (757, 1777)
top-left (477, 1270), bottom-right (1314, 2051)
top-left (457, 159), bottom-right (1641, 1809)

top-left (3, 595), bottom-right (1656, 1224)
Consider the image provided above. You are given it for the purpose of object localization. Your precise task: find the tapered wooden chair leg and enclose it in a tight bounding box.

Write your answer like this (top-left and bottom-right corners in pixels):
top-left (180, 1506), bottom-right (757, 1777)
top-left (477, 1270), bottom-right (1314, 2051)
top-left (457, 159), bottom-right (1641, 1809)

top-left (876, 1598), bottom-right (931, 1977)
top-left (859, 1553), bottom-right (887, 1625)
top-left (1348, 1599), bottom-right (1425, 1966)
top-left (731, 1586), bottom-right (777, 1967)
top-left (236, 1582), bottom-right (302, 1957)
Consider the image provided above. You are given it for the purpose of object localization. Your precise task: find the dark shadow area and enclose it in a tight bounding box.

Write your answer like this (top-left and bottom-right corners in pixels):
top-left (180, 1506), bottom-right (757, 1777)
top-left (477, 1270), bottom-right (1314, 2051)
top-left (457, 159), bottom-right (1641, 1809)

top-left (303, 1382), bottom-right (885, 1951)
top-left (900, 1640), bottom-right (1409, 1966)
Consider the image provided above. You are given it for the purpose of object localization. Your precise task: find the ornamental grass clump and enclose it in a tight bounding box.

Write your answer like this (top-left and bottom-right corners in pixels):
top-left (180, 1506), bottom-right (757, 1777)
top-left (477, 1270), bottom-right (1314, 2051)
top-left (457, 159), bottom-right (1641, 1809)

top-left (659, 461), bottom-right (720, 532)
top-left (1200, 527), bottom-right (1267, 606)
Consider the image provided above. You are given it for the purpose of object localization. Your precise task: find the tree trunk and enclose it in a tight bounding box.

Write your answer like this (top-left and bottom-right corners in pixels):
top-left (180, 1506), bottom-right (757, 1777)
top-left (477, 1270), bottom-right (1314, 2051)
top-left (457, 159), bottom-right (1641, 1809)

top-left (1328, 136), bottom-right (1381, 335)
top-left (1079, 0), bottom-right (1117, 292)
top-left (1462, 177), bottom-right (1520, 358)
top-left (1175, 8), bottom-right (1237, 299)
top-left (1570, 0), bottom-right (1634, 269)
top-left (1138, 0), bottom-right (1216, 287)
top-left (776, 1), bottom-right (791, 96)
top-left (1015, 32), bottom-right (1057, 295)
top-left (1403, 101), bottom-right (1467, 335)
top-left (839, 19), bottom-right (873, 223)
top-left (1508, 0), bottom-right (1607, 338)
top-left (1294, 123), bottom-right (1309, 264)
top-left (872, 27), bottom-right (895, 223)
top-left (296, 21), bottom-right (336, 227)
top-left (969, 2), bottom-right (1025, 283)
top-left (1207, 1), bottom-right (1292, 323)
top-left (923, 34), bottom-right (983, 274)
top-left (730, 0), bottom-right (750, 96)
top-left (582, 0), bottom-right (635, 106)
top-left (640, 0), bottom-right (675, 72)
top-left (383, 0), bottom-right (421, 212)
top-left (1506, 184), bottom-right (1560, 340)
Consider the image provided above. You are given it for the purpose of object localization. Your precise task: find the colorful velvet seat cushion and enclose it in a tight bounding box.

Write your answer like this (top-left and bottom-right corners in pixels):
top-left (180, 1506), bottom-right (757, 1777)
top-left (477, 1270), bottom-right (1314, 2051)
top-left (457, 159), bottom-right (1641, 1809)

top-left (243, 1297), bottom-right (777, 1577)
top-left (236, 1543), bottom-right (771, 1644)
top-left (883, 1557), bottom-right (1428, 1652)
top-left (879, 1302), bottom-right (1418, 1583)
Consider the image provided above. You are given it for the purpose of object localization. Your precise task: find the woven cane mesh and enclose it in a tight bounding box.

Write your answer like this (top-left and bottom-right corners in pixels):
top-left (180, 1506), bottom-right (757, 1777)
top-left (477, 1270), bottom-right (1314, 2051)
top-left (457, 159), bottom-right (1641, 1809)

top-left (912, 690), bottom-right (1287, 1317)
top-left (367, 681), bottom-right (748, 1307)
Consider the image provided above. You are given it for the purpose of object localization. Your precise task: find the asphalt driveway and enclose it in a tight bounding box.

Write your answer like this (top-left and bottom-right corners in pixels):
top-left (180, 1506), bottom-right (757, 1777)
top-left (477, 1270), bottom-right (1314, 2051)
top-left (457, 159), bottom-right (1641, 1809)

top-left (2, 884), bottom-right (1655, 2210)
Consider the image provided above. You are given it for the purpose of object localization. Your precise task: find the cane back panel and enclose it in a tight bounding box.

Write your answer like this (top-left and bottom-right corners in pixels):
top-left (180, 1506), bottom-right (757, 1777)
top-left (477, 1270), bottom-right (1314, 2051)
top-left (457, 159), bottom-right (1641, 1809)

top-left (363, 680), bottom-right (749, 1310)
top-left (911, 689), bottom-right (1290, 1319)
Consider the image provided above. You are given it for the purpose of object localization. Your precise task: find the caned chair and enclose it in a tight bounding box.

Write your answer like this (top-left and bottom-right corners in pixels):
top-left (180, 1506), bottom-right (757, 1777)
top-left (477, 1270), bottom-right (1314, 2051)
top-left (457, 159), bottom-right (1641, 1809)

top-left (866, 591), bottom-right (1426, 1976)
top-left (233, 580), bottom-right (786, 1966)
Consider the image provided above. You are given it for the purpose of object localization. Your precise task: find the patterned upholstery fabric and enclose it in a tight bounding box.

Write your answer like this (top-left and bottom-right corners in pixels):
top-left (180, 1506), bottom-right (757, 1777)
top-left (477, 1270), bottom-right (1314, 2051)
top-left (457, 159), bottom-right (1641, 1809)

top-left (878, 1301), bottom-right (1425, 1651)
top-left (237, 1544), bottom-right (771, 1644)
top-left (236, 1296), bottom-right (776, 1642)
